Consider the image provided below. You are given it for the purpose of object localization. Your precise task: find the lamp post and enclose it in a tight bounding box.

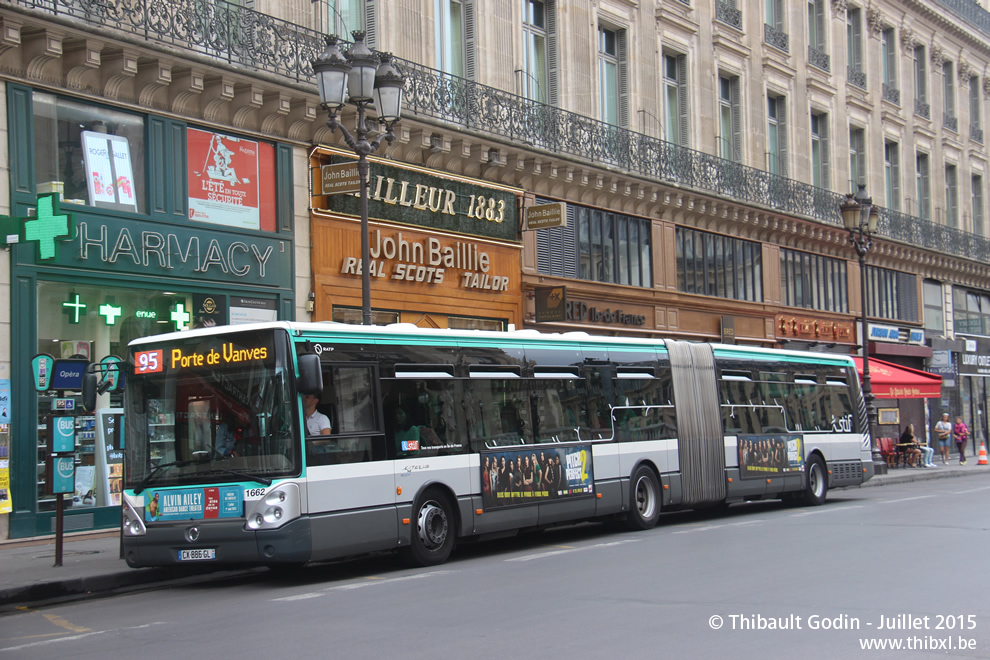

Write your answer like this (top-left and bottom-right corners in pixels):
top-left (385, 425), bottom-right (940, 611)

top-left (841, 184), bottom-right (886, 474)
top-left (312, 32), bottom-right (405, 325)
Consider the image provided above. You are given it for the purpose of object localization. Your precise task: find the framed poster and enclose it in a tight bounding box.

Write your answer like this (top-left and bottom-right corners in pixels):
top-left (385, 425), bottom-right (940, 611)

top-left (81, 131), bottom-right (138, 211)
top-left (878, 408), bottom-right (900, 425)
top-left (187, 128), bottom-right (261, 230)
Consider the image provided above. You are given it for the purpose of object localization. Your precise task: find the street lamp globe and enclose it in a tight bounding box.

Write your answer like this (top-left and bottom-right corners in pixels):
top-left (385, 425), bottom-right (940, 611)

top-left (345, 31), bottom-right (379, 103)
top-left (312, 35), bottom-right (350, 110)
top-left (374, 53), bottom-right (405, 123)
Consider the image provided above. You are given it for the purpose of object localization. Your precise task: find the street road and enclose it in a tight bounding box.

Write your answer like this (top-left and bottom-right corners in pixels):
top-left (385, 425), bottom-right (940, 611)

top-left (2, 475), bottom-right (989, 659)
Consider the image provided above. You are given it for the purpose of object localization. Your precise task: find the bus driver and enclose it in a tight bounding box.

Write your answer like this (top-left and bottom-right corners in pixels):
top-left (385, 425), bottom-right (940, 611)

top-left (303, 393), bottom-right (332, 437)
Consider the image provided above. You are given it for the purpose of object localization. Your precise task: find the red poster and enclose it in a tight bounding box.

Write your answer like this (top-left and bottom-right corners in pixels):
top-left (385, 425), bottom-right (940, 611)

top-left (187, 128), bottom-right (261, 230)
top-left (204, 487), bottom-right (220, 519)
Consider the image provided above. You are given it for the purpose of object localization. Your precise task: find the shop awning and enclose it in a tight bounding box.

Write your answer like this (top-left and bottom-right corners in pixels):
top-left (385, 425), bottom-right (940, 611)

top-left (851, 357), bottom-right (942, 399)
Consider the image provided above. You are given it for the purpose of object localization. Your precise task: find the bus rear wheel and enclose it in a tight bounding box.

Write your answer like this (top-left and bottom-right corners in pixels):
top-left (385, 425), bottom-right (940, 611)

top-left (802, 456), bottom-right (828, 506)
top-left (403, 489), bottom-right (456, 567)
top-left (625, 466), bottom-right (661, 530)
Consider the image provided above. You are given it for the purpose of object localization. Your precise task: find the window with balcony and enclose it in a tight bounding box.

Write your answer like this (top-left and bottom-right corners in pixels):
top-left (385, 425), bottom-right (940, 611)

top-left (972, 175), bottom-right (984, 237)
top-left (846, 7), bottom-right (865, 89)
top-left (916, 151), bottom-right (931, 221)
top-left (719, 74), bottom-right (741, 162)
top-left (810, 111), bottom-right (829, 189)
top-left (914, 45), bottom-right (929, 118)
top-left (521, 0), bottom-right (556, 104)
top-left (598, 25), bottom-right (628, 128)
top-left (329, 0), bottom-right (366, 41)
top-left (716, 0), bottom-right (742, 30)
top-left (807, 0), bottom-right (828, 71)
top-left (884, 140), bottom-right (900, 212)
top-left (663, 52), bottom-right (688, 147)
top-left (849, 126), bottom-right (865, 193)
top-left (676, 228), bottom-right (762, 302)
top-left (764, 0), bottom-right (788, 52)
top-left (970, 76), bottom-right (982, 143)
top-left (436, 0), bottom-right (475, 79)
top-left (943, 61), bottom-right (957, 131)
top-left (767, 94), bottom-right (787, 176)
top-left (881, 27), bottom-right (899, 104)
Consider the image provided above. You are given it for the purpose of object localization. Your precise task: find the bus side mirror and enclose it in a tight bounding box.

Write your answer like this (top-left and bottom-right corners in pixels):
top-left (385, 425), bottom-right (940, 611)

top-left (297, 353), bottom-right (323, 395)
top-left (82, 365), bottom-right (98, 412)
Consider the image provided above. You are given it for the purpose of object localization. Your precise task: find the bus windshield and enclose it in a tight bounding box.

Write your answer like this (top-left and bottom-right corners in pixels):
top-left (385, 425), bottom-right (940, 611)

top-left (125, 328), bottom-right (299, 490)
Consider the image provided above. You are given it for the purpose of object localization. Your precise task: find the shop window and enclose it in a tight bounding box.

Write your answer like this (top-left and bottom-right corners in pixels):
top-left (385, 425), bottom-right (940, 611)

top-left (32, 92), bottom-right (145, 212)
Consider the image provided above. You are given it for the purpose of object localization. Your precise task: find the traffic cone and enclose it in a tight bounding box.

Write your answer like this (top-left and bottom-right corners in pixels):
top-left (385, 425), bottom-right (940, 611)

top-left (978, 442), bottom-right (989, 466)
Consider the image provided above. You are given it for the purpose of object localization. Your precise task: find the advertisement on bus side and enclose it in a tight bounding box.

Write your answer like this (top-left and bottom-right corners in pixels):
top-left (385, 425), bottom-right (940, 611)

top-left (737, 434), bottom-right (805, 479)
top-left (481, 445), bottom-right (593, 509)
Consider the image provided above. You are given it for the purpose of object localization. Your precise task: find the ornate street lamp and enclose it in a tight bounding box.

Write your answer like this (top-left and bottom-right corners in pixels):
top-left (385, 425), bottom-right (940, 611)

top-left (841, 184), bottom-right (885, 473)
top-left (312, 32), bottom-right (405, 325)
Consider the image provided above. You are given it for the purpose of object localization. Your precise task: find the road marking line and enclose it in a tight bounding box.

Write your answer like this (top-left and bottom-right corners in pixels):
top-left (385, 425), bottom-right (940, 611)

top-left (42, 613), bottom-right (90, 634)
top-left (672, 519), bottom-right (764, 534)
top-left (272, 592), bottom-right (323, 601)
top-left (951, 485), bottom-right (990, 495)
top-left (0, 623), bottom-right (164, 653)
top-left (790, 505), bottom-right (864, 517)
top-left (877, 495), bottom-right (933, 504)
top-left (506, 538), bottom-right (638, 561)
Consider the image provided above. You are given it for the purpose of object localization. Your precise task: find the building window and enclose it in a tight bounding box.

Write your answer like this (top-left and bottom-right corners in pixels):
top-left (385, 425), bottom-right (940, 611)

top-left (436, 0), bottom-right (474, 79)
top-left (846, 7), bottom-right (865, 88)
top-left (663, 52), bottom-right (688, 147)
top-left (535, 202), bottom-right (651, 288)
top-left (32, 92), bottom-right (146, 212)
top-left (598, 25), bottom-right (627, 127)
top-left (923, 279), bottom-right (944, 337)
top-left (810, 111), bottom-right (829, 189)
top-left (953, 288), bottom-right (990, 336)
top-left (807, 0), bottom-right (828, 71)
top-left (676, 227), bottom-right (762, 302)
top-left (866, 266), bottom-right (918, 322)
top-left (764, 0), bottom-right (788, 52)
top-left (916, 151), bottom-right (931, 221)
top-left (943, 61), bottom-right (957, 131)
top-left (914, 45), bottom-right (929, 118)
top-left (945, 163), bottom-right (959, 228)
top-left (719, 74), bottom-right (741, 162)
top-left (970, 76), bottom-right (982, 143)
top-left (881, 27), bottom-right (899, 104)
top-left (522, 0), bottom-right (551, 103)
top-left (849, 126), bottom-right (865, 193)
top-left (767, 94), bottom-right (787, 176)
top-left (780, 248), bottom-right (848, 313)
top-left (884, 140), bottom-right (900, 212)
top-left (972, 175), bottom-right (985, 236)
top-left (329, 0), bottom-right (364, 39)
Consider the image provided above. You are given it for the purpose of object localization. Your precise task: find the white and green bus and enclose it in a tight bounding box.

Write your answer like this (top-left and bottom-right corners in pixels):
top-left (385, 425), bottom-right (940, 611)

top-left (107, 322), bottom-right (873, 568)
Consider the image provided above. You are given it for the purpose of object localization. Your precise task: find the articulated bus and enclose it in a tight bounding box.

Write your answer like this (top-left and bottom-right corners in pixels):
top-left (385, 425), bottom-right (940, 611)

top-left (112, 322), bottom-right (873, 568)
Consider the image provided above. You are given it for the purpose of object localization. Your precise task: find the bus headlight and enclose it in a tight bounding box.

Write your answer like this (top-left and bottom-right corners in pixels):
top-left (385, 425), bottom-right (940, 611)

top-left (245, 483), bottom-right (300, 531)
top-left (122, 498), bottom-right (147, 537)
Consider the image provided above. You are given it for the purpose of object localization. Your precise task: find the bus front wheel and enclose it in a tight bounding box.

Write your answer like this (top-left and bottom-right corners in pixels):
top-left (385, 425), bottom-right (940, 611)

top-left (802, 456), bottom-right (828, 506)
top-left (403, 489), bottom-right (456, 567)
top-left (625, 466), bottom-right (661, 530)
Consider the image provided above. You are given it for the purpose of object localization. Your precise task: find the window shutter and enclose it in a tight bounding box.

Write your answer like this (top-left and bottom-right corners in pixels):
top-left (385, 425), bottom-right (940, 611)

top-left (617, 29), bottom-right (629, 128)
top-left (820, 117), bottom-right (830, 189)
top-left (463, 0), bottom-right (476, 80)
top-left (364, 0), bottom-right (377, 49)
top-left (546, 0), bottom-right (559, 106)
top-left (677, 54), bottom-right (689, 147)
top-left (730, 77), bottom-right (742, 162)
top-left (885, 31), bottom-right (896, 85)
top-left (814, 0), bottom-right (825, 50)
top-left (773, 0), bottom-right (784, 30)
top-left (777, 96), bottom-right (788, 177)
top-left (851, 12), bottom-right (862, 71)
top-left (920, 156), bottom-right (930, 219)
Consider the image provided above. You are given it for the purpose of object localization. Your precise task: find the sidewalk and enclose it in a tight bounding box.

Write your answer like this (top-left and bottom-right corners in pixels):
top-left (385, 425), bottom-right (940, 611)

top-left (0, 458), bottom-right (985, 611)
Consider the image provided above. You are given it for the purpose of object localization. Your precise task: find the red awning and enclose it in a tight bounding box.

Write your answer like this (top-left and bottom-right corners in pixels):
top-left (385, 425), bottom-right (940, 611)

top-left (851, 357), bottom-right (942, 399)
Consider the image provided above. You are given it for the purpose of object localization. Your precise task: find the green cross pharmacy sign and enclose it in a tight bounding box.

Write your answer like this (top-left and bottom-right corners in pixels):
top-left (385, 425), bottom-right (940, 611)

top-left (0, 193), bottom-right (75, 261)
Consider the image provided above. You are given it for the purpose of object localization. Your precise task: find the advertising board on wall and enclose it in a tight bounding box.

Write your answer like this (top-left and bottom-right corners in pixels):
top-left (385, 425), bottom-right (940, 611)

top-left (187, 128), bottom-right (264, 230)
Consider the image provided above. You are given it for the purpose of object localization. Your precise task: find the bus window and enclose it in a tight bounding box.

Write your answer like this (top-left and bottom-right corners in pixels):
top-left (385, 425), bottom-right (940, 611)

top-left (307, 365), bottom-right (383, 466)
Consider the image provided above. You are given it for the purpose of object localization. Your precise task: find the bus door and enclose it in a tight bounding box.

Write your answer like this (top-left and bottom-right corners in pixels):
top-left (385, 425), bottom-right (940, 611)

top-left (304, 362), bottom-right (396, 557)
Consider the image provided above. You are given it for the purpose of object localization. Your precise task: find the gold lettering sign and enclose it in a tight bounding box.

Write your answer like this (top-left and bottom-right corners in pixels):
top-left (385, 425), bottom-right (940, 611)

top-left (526, 202), bottom-right (567, 230)
top-left (320, 162), bottom-right (362, 195)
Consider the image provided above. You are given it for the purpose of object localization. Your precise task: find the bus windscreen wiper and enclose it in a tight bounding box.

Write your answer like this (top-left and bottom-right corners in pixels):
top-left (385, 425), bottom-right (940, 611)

top-left (202, 465), bottom-right (272, 487)
top-left (133, 458), bottom-right (203, 494)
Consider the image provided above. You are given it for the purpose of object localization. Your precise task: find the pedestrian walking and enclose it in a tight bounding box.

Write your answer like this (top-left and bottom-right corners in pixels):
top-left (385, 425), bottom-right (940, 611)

top-left (934, 413), bottom-right (953, 464)
top-left (954, 417), bottom-right (970, 465)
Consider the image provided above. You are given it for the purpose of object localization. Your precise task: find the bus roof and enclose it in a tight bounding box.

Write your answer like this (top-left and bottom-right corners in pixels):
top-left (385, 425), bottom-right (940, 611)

top-left (128, 321), bottom-right (856, 368)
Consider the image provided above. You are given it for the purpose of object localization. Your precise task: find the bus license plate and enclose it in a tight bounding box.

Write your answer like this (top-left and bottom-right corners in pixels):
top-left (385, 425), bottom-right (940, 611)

top-left (179, 548), bottom-right (216, 561)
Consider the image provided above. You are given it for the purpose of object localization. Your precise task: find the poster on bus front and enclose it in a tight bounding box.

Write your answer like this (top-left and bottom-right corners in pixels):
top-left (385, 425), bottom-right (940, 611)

top-left (187, 128), bottom-right (261, 230)
top-left (737, 434), bottom-right (805, 479)
top-left (481, 444), bottom-right (594, 509)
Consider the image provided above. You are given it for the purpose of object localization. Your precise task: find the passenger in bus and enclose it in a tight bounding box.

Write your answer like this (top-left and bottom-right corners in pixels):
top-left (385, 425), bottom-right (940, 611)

top-left (394, 407), bottom-right (420, 449)
top-left (303, 393), bottom-right (331, 437)
top-left (215, 416), bottom-right (239, 457)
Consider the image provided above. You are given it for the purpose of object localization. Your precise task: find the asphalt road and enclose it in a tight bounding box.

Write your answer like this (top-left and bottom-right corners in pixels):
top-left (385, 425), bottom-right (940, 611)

top-left (2, 474), bottom-right (989, 660)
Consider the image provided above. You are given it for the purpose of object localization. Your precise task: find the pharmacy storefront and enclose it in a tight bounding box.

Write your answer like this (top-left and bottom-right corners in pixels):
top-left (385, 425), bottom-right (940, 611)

top-left (4, 84), bottom-right (295, 537)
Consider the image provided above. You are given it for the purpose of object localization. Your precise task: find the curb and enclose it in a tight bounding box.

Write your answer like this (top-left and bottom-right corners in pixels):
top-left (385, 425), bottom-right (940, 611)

top-left (840, 466), bottom-right (986, 489)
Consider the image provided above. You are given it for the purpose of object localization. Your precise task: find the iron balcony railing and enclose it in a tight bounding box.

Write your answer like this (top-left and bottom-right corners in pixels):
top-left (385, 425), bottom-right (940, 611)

top-left (7, 0), bottom-right (990, 264)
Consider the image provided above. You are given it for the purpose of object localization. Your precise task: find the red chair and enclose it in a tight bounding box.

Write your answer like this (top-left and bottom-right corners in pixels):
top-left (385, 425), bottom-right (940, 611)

top-left (878, 437), bottom-right (899, 468)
